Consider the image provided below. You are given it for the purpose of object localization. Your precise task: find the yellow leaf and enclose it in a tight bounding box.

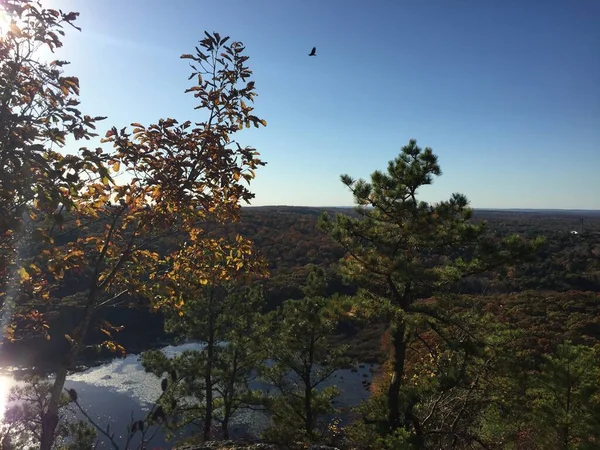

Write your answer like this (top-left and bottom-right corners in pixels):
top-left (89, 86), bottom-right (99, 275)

top-left (111, 161), bottom-right (121, 172)
top-left (17, 267), bottom-right (30, 282)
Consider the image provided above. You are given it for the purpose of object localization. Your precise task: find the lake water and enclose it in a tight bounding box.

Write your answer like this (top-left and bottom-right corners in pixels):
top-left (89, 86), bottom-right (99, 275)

top-left (0, 342), bottom-right (376, 449)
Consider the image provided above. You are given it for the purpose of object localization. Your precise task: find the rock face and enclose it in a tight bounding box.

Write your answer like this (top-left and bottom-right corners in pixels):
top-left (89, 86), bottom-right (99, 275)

top-left (174, 441), bottom-right (340, 450)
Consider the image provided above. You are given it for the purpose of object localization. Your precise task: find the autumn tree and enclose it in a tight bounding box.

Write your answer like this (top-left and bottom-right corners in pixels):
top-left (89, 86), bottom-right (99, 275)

top-left (259, 267), bottom-right (350, 445)
top-left (319, 139), bottom-right (543, 438)
top-left (9, 28), bottom-right (268, 450)
top-left (0, 0), bottom-right (108, 340)
top-left (142, 236), bottom-right (267, 441)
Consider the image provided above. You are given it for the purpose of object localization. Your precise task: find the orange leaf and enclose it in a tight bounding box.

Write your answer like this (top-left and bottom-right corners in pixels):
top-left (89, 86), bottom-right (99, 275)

top-left (100, 328), bottom-right (112, 338)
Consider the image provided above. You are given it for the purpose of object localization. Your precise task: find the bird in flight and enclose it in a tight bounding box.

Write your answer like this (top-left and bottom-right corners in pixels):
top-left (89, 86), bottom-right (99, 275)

top-left (308, 47), bottom-right (316, 56)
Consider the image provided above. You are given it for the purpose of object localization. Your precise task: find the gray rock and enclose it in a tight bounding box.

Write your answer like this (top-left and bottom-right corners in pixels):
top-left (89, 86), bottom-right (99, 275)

top-left (174, 441), bottom-right (278, 450)
top-left (174, 441), bottom-right (340, 450)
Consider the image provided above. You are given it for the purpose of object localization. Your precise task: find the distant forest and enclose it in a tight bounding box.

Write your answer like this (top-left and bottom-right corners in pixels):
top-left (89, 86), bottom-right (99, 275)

top-left (4, 206), bottom-right (599, 369)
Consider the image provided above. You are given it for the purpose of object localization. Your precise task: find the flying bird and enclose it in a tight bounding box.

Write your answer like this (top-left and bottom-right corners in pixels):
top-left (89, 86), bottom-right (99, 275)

top-left (308, 47), bottom-right (316, 56)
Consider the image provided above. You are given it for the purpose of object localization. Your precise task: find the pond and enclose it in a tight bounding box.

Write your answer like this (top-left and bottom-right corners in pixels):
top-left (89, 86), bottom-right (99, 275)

top-left (0, 342), bottom-right (376, 449)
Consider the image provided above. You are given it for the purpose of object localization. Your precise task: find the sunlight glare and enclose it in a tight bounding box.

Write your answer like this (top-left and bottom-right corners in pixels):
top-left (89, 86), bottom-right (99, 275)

top-left (0, 6), bottom-right (12, 36)
top-left (0, 374), bottom-right (15, 421)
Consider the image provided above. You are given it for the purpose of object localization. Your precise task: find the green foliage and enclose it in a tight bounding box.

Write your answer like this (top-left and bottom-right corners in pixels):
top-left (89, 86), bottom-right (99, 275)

top-left (531, 343), bottom-right (600, 446)
top-left (142, 282), bottom-right (267, 440)
top-left (320, 140), bottom-right (543, 310)
top-left (480, 342), bottom-right (600, 450)
top-left (259, 268), bottom-right (352, 445)
top-left (319, 139), bottom-right (543, 436)
top-left (303, 264), bottom-right (328, 298)
top-left (56, 421), bottom-right (97, 450)
top-left (343, 298), bottom-right (510, 449)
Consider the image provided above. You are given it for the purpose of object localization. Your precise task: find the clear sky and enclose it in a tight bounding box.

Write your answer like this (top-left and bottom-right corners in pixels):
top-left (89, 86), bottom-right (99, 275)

top-left (46, 0), bottom-right (599, 209)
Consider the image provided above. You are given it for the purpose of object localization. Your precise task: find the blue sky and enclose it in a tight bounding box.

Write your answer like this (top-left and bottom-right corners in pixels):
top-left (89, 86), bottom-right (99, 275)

top-left (47, 0), bottom-right (599, 209)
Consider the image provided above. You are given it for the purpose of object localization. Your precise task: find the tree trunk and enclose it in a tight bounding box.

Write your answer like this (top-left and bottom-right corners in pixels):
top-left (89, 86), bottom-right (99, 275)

top-left (203, 289), bottom-right (215, 442)
top-left (40, 292), bottom-right (96, 450)
top-left (222, 415), bottom-right (229, 440)
top-left (387, 325), bottom-right (408, 432)
top-left (203, 338), bottom-right (214, 441)
top-left (561, 382), bottom-right (572, 450)
top-left (305, 333), bottom-right (315, 438)
top-left (305, 379), bottom-right (313, 438)
top-left (222, 353), bottom-right (237, 440)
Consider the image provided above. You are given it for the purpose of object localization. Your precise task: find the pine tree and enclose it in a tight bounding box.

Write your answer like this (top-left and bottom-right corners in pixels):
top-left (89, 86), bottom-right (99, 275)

top-left (260, 267), bottom-right (350, 445)
top-left (527, 342), bottom-right (600, 449)
top-left (142, 277), bottom-right (267, 441)
top-left (319, 139), bottom-right (543, 436)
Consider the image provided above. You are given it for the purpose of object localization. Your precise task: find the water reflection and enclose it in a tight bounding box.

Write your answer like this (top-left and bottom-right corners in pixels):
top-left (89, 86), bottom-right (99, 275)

top-left (1, 343), bottom-right (375, 449)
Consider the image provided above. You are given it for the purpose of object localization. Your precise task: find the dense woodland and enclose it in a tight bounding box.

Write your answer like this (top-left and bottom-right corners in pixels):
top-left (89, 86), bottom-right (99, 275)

top-left (1, 2), bottom-right (599, 449)
top-left (5, 207), bottom-right (600, 368)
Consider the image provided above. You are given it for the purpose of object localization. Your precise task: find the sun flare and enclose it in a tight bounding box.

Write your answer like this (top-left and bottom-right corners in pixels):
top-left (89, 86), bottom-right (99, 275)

top-left (0, 374), bottom-right (14, 422)
top-left (0, 6), bottom-right (11, 36)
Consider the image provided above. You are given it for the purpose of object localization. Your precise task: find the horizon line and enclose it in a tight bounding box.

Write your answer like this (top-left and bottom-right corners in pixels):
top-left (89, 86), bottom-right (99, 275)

top-left (243, 205), bottom-right (600, 212)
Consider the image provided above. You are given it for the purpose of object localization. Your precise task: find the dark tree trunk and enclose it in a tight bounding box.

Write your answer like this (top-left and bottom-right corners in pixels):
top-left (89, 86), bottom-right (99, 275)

top-left (222, 414), bottom-right (230, 440)
top-left (222, 350), bottom-right (239, 440)
top-left (203, 337), bottom-right (214, 441)
top-left (305, 333), bottom-right (315, 438)
top-left (203, 289), bottom-right (216, 442)
top-left (387, 325), bottom-right (408, 432)
top-left (305, 379), bottom-right (313, 437)
top-left (41, 288), bottom-right (97, 450)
